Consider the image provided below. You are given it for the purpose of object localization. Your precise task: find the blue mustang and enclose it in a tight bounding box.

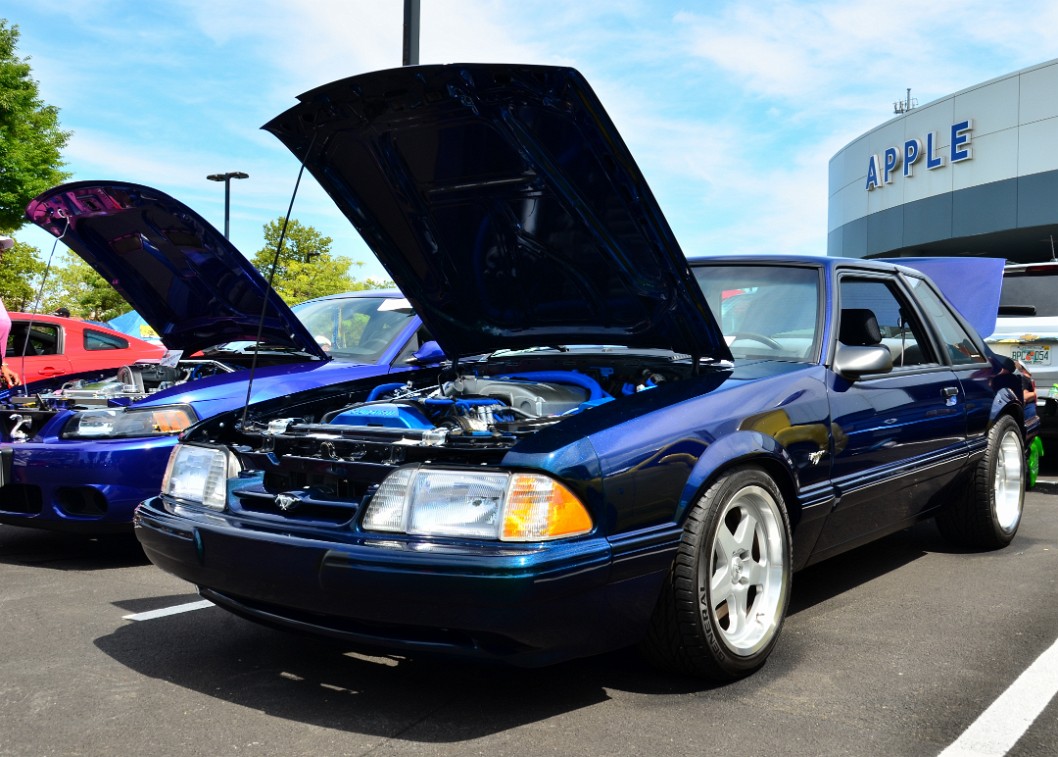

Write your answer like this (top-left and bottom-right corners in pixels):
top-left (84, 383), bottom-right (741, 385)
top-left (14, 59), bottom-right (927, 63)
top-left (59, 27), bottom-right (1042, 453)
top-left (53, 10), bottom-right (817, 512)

top-left (0, 184), bottom-right (443, 533)
top-left (133, 63), bottom-right (1037, 681)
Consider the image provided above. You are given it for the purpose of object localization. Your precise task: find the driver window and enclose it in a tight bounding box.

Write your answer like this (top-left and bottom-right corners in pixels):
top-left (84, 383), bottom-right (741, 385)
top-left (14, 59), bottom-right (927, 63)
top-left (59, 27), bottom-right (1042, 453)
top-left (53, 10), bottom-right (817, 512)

top-left (839, 278), bottom-right (933, 368)
top-left (8, 322), bottom-right (60, 357)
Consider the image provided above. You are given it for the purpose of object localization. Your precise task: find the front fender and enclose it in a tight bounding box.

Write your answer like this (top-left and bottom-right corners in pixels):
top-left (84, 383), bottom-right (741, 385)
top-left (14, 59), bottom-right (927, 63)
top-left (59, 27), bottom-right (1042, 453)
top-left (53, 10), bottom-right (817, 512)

top-left (674, 430), bottom-right (799, 524)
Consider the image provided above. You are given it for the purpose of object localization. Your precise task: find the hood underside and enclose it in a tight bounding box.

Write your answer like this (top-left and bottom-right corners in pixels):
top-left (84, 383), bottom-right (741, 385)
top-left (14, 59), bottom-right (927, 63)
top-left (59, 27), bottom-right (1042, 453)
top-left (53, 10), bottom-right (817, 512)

top-left (25, 182), bottom-right (327, 358)
top-left (263, 63), bottom-right (728, 360)
top-left (883, 257), bottom-right (1005, 338)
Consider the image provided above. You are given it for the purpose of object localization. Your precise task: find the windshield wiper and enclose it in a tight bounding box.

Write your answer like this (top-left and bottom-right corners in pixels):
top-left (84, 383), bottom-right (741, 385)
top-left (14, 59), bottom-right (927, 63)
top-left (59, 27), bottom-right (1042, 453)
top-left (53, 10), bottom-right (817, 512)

top-left (489, 345), bottom-right (570, 357)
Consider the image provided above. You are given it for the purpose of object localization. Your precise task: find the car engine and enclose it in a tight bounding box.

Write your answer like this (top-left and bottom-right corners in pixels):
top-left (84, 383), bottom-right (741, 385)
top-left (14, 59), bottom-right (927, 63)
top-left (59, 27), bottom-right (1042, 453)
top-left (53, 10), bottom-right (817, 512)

top-left (224, 354), bottom-right (695, 463)
top-left (1, 359), bottom-right (235, 442)
top-left (198, 356), bottom-right (696, 520)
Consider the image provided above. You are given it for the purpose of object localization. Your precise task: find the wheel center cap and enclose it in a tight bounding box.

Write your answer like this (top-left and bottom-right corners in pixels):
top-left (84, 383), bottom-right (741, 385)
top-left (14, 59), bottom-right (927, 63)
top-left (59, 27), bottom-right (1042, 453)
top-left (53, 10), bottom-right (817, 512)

top-left (731, 557), bottom-right (744, 582)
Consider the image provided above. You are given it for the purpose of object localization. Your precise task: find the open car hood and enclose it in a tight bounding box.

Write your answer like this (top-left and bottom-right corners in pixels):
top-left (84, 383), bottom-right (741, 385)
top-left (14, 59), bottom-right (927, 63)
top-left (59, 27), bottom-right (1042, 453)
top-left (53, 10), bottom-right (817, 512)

top-left (263, 63), bottom-right (728, 360)
top-left (25, 182), bottom-right (328, 358)
top-left (883, 257), bottom-right (1005, 338)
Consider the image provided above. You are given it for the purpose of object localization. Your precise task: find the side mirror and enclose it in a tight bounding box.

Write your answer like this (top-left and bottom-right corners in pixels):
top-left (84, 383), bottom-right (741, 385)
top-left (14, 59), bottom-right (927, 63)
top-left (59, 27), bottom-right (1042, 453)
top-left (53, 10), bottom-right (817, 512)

top-left (833, 344), bottom-right (893, 380)
top-left (406, 340), bottom-right (444, 364)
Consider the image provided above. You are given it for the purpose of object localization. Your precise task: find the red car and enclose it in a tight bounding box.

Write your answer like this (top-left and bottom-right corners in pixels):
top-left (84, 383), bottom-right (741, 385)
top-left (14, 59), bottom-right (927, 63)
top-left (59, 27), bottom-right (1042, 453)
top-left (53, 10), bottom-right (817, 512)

top-left (5, 313), bottom-right (166, 384)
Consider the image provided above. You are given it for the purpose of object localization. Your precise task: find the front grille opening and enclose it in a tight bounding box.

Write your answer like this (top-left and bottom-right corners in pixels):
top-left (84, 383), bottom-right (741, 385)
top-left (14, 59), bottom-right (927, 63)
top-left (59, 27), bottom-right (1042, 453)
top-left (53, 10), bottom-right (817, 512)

top-left (234, 485), bottom-right (369, 526)
top-left (56, 487), bottom-right (108, 517)
top-left (0, 484), bottom-right (43, 515)
top-left (262, 470), bottom-right (366, 500)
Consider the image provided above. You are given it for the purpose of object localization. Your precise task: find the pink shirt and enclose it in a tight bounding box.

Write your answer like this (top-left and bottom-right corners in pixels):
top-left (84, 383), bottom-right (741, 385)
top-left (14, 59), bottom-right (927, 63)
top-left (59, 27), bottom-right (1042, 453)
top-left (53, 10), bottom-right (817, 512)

top-left (0, 298), bottom-right (10, 361)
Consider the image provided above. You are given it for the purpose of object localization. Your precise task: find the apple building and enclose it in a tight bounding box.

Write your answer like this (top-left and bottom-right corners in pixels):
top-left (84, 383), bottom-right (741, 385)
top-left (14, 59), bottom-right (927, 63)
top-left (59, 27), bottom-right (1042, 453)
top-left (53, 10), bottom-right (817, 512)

top-left (828, 58), bottom-right (1058, 263)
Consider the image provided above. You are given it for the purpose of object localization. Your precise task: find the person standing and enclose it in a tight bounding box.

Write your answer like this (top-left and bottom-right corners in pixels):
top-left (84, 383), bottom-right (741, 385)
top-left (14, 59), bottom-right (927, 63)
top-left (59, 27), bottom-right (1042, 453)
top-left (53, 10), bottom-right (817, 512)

top-left (0, 235), bottom-right (22, 387)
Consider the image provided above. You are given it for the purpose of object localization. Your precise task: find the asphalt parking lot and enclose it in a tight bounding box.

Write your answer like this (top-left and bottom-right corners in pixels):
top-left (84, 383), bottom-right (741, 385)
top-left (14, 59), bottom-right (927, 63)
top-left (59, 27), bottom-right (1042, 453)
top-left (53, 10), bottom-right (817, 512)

top-left (1, 475), bottom-right (1056, 757)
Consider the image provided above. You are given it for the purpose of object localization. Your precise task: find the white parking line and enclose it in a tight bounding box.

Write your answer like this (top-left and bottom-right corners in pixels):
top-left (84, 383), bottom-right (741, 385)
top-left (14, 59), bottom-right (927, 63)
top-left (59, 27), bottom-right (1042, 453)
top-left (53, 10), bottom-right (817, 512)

top-left (938, 636), bottom-right (1058, 757)
top-left (123, 599), bottom-right (214, 621)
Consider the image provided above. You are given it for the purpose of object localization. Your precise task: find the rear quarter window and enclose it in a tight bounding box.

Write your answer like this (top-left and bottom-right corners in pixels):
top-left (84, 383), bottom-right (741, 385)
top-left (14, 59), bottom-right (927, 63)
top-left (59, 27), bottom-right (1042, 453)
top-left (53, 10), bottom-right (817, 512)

top-left (84, 329), bottom-right (130, 351)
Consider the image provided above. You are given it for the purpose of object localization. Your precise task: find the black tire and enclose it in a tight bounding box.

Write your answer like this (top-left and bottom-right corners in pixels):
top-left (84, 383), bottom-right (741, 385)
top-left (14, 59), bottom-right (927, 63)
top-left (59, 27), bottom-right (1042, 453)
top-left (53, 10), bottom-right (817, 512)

top-left (936, 415), bottom-right (1025, 549)
top-left (641, 467), bottom-right (792, 681)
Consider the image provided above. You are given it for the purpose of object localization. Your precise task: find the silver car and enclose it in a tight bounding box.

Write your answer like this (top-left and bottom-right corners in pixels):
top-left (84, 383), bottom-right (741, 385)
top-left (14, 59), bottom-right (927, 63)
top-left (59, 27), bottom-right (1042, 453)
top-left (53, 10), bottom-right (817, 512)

top-left (988, 261), bottom-right (1058, 438)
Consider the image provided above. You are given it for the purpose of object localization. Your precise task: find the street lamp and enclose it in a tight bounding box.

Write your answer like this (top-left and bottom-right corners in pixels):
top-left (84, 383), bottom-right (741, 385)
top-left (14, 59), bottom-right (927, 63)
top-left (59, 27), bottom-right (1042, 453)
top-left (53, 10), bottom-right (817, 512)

top-left (206, 171), bottom-right (249, 239)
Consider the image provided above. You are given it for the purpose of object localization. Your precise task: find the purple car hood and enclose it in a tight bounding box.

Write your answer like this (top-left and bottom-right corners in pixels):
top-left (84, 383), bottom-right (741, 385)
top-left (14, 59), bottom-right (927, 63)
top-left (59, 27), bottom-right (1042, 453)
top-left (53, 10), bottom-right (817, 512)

top-left (263, 63), bottom-right (729, 361)
top-left (25, 182), bottom-right (328, 359)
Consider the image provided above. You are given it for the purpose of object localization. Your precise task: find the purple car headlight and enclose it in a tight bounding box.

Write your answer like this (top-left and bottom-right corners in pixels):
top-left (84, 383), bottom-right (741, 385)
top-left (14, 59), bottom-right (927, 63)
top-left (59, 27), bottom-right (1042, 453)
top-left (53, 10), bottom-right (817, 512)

top-left (61, 405), bottom-right (197, 440)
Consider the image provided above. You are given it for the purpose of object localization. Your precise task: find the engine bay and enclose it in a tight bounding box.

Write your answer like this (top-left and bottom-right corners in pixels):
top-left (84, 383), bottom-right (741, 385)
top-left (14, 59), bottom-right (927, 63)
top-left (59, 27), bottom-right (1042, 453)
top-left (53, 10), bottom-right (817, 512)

top-left (1, 359), bottom-right (236, 442)
top-left (231, 352), bottom-right (701, 459)
top-left (200, 352), bottom-right (711, 514)
top-left (38, 359), bottom-right (235, 407)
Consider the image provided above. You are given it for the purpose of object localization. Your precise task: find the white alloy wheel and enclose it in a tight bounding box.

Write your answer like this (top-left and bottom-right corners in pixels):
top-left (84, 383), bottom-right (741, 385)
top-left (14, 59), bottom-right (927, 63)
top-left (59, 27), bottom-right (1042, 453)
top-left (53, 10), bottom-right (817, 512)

top-left (702, 483), bottom-right (787, 656)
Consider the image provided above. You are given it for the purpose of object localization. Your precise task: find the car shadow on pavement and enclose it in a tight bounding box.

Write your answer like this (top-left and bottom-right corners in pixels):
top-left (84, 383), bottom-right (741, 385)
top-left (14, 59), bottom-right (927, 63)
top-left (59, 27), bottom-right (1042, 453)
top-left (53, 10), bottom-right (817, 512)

top-left (788, 521), bottom-right (937, 615)
top-left (88, 520), bottom-right (954, 741)
top-left (0, 526), bottom-right (148, 570)
top-left (96, 611), bottom-right (618, 740)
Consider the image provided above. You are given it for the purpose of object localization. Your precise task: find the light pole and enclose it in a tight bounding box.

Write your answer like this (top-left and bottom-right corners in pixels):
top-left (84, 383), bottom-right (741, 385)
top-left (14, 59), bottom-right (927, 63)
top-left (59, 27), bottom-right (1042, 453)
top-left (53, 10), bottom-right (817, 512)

top-left (206, 171), bottom-right (248, 239)
top-left (403, 0), bottom-right (420, 65)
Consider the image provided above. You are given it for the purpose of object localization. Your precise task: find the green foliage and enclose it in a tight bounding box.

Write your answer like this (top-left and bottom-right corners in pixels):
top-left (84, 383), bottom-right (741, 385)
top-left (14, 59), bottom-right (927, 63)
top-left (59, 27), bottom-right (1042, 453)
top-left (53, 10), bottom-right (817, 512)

top-left (49, 254), bottom-right (130, 321)
top-left (0, 20), bottom-right (71, 231)
top-left (0, 244), bottom-right (128, 321)
top-left (0, 236), bottom-right (46, 311)
top-left (251, 217), bottom-right (391, 304)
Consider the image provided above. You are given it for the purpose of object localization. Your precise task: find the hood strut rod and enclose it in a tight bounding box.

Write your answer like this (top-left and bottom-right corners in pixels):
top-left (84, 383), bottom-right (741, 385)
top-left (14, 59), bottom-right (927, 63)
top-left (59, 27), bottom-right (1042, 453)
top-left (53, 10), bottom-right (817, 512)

top-left (239, 130), bottom-right (320, 429)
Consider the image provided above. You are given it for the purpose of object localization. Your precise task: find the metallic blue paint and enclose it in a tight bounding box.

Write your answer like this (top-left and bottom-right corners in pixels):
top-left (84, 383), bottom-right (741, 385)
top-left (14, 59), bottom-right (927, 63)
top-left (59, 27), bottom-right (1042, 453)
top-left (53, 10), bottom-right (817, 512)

top-left (130, 65), bottom-right (1037, 671)
top-left (263, 64), bottom-right (729, 362)
top-left (135, 259), bottom-right (1035, 668)
top-left (0, 305), bottom-right (435, 532)
top-left (25, 182), bottom-right (327, 358)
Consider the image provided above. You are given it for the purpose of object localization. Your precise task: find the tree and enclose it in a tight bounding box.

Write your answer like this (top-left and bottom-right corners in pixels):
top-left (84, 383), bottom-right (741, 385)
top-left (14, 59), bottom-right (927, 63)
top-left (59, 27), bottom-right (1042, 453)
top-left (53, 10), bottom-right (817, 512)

top-left (0, 20), bottom-right (70, 232)
top-left (49, 254), bottom-right (130, 321)
top-left (0, 235), bottom-right (47, 310)
top-left (251, 218), bottom-right (363, 304)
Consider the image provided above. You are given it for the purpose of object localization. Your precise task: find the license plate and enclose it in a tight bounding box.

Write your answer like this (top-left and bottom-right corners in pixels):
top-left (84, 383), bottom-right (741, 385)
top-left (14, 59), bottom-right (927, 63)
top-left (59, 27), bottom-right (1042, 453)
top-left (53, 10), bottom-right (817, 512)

top-left (1010, 345), bottom-right (1051, 365)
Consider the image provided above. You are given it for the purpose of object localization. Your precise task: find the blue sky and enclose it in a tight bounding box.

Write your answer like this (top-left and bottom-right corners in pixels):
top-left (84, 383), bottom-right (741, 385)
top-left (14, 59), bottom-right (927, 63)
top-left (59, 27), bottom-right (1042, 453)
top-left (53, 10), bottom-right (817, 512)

top-left (7, 0), bottom-right (1058, 283)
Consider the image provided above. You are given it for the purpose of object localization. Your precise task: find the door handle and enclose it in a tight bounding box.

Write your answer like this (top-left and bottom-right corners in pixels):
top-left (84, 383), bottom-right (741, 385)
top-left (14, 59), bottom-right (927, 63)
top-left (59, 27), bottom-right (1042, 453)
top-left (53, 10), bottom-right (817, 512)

top-left (942, 386), bottom-right (959, 406)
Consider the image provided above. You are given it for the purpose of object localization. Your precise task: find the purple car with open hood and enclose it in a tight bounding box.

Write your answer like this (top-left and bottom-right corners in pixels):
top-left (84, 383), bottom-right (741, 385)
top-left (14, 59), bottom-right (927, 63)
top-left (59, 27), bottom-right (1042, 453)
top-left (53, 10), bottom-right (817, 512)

top-left (0, 183), bottom-right (443, 533)
top-left (134, 63), bottom-right (1037, 680)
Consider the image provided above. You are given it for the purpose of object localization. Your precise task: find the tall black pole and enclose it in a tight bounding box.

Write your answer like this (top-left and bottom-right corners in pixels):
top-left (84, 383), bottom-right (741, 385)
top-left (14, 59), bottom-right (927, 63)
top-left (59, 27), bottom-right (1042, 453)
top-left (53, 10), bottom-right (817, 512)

top-left (403, 0), bottom-right (420, 65)
top-left (222, 178), bottom-right (232, 239)
top-left (206, 172), bottom-right (249, 239)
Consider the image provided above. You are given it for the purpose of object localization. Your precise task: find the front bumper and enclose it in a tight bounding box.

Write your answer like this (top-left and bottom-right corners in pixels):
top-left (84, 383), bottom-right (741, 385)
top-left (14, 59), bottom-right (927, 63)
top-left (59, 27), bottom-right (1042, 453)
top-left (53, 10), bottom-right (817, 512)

top-left (0, 437), bottom-right (177, 532)
top-left (134, 496), bottom-right (674, 666)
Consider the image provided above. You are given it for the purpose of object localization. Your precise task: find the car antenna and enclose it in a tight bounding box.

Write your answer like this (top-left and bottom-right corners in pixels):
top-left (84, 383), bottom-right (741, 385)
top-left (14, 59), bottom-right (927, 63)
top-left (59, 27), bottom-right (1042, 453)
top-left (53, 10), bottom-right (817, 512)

top-left (239, 131), bottom-right (320, 429)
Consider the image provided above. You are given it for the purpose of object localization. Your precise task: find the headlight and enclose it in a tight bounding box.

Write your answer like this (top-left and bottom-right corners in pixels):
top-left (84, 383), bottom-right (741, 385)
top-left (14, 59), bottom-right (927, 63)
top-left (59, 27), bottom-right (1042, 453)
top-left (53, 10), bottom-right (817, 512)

top-left (61, 405), bottom-right (197, 439)
top-left (161, 443), bottom-right (241, 511)
top-left (362, 466), bottom-right (593, 541)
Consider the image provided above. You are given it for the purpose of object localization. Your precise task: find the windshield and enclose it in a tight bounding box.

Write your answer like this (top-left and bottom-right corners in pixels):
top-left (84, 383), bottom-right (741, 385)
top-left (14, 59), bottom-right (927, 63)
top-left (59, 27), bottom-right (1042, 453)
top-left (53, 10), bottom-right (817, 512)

top-left (292, 296), bottom-right (415, 363)
top-left (692, 264), bottom-right (822, 362)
